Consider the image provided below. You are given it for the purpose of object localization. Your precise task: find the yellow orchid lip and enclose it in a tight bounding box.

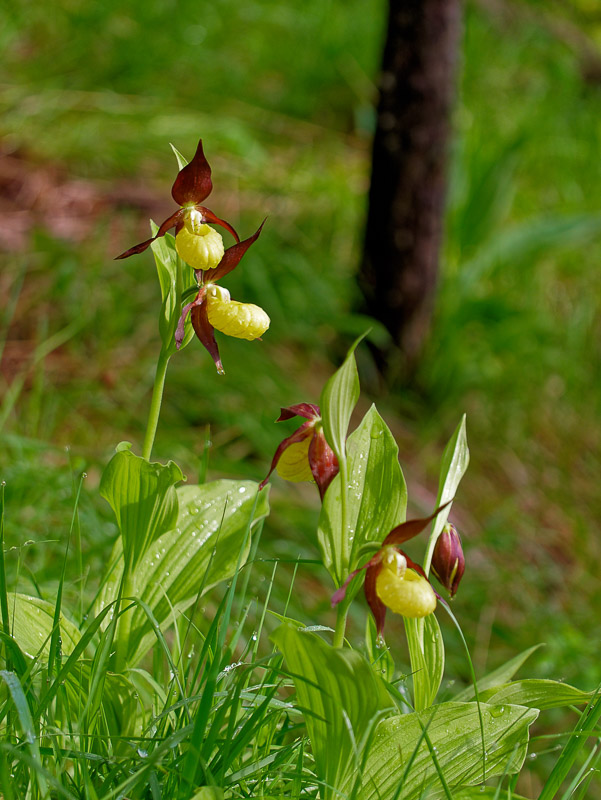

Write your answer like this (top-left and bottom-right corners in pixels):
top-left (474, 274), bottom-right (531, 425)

top-left (205, 284), bottom-right (270, 341)
top-left (115, 139), bottom-right (240, 260)
top-left (175, 226), bottom-right (225, 271)
top-left (275, 437), bottom-right (314, 483)
top-left (376, 559), bottom-right (437, 618)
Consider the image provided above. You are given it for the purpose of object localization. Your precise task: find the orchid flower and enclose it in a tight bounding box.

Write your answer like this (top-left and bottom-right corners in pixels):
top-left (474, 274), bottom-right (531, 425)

top-left (332, 504), bottom-right (451, 641)
top-left (115, 139), bottom-right (269, 373)
top-left (115, 139), bottom-right (239, 260)
top-left (260, 404), bottom-right (339, 500)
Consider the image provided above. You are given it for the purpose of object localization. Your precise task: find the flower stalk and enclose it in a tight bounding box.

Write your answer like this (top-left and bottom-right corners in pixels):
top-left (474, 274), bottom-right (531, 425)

top-left (142, 347), bottom-right (171, 461)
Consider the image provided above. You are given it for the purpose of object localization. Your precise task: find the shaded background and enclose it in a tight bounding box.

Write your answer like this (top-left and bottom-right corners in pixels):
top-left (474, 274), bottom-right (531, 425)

top-left (2, 0), bottom-right (601, 791)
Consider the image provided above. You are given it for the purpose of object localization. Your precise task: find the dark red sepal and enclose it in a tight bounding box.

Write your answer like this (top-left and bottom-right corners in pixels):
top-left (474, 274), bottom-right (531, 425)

top-left (364, 560), bottom-right (387, 637)
top-left (190, 299), bottom-right (224, 375)
top-left (308, 431), bottom-right (339, 500)
top-left (382, 501), bottom-right (452, 548)
top-left (115, 209), bottom-right (184, 259)
top-left (277, 403), bottom-right (321, 422)
top-left (171, 139), bottom-right (213, 205)
top-left (199, 207), bottom-right (240, 244)
top-left (259, 421), bottom-right (314, 491)
top-left (204, 220), bottom-right (265, 282)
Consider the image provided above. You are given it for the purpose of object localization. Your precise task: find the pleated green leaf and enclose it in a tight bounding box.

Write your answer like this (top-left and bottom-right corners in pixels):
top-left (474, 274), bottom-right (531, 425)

top-left (100, 445), bottom-right (184, 571)
top-left (318, 405), bottom-right (407, 587)
top-left (358, 701), bottom-right (538, 800)
top-left (319, 338), bottom-right (361, 461)
top-left (97, 480), bottom-right (269, 665)
top-left (149, 225), bottom-right (195, 354)
top-left (454, 790), bottom-right (530, 800)
top-left (271, 622), bottom-right (394, 800)
top-left (481, 679), bottom-right (595, 710)
top-left (365, 615), bottom-right (395, 683)
top-left (408, 415), bottom-right (469, 710)
top-left (431, 414), bottom-right (470, 553)
top-left (404, 612), bottom-right (445, 710)
top-left (8, 593), bottom-right (81, 660)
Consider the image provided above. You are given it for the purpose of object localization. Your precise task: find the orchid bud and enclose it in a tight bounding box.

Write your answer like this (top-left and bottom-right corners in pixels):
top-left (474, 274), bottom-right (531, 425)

top-left (375, 546), bottom-right (437, 618)
top-left (176, 225), bottom-right (224, 271)
top-left (431, 523), bottom-right (465, 597)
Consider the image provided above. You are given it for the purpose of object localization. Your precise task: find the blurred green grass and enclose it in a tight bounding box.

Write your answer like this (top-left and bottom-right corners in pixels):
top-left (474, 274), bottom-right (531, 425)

top-left (1, 0), bottom-right (600, 724)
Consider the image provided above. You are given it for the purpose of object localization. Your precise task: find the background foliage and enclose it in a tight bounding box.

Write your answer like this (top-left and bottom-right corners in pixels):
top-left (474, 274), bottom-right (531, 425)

top-left (1, 0), bottom-right (600, 794)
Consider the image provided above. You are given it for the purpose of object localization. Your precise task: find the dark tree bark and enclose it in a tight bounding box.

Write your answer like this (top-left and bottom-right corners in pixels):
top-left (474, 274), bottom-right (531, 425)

top-left (359, 0), bottom-right (462, 368)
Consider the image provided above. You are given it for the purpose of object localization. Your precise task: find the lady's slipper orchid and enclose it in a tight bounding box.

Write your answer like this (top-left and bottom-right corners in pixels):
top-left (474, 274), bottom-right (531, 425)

top-left (115, 139), bottom-right (239, 260)
top-left (174, 219), bottom-right (268, 373)
top-left (116, 138), bottom-right (269, 374)
top-left (260, 404), bottom-right (339, 500)
top-left (331, 504), bottom-right (450, 641)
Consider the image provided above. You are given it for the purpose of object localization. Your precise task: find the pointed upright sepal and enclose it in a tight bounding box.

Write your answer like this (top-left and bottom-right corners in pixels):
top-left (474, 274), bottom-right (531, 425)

top-left (171, 139), bottom-right (213, 205)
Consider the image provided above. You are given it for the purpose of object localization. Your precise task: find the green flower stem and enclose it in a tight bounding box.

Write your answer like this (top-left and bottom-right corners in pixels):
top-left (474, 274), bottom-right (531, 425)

top-left (142, 348), bottom-right (171, 461)
top-left (333, 601), bottom-right (348, 649)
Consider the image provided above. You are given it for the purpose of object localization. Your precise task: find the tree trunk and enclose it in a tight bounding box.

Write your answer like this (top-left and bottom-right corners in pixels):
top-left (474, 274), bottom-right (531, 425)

top-left (359, 0), bottom-right (462, 368)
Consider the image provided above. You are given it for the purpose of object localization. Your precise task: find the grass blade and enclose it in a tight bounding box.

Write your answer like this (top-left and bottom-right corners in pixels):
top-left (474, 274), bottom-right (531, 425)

top-left (537, 687), bottom-right (601, 800)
